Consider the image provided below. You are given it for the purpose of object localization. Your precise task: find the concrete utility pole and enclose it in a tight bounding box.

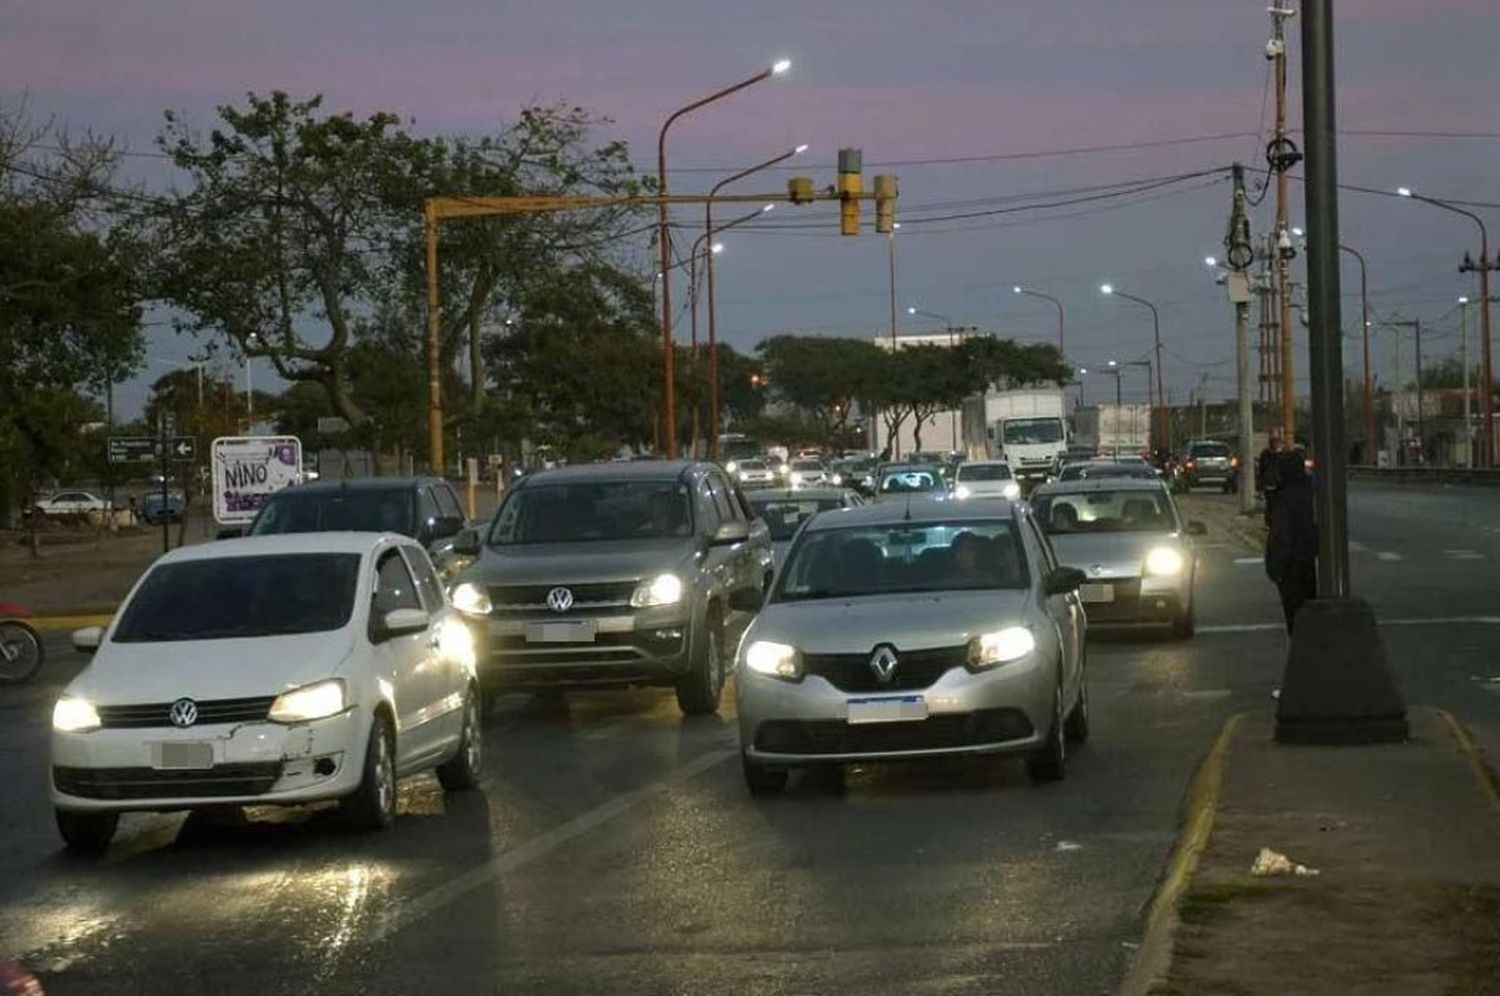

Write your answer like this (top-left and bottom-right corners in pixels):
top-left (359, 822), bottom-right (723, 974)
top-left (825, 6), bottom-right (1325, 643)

top-left (1339, 244), bottom-right (1373, 461)
top-left (1461, 297), bottom-right (1472, 466)
top-left (1224, 163), bottom-right (1258, 513)
top-left (1268, 3), bottom-right (1299, 440)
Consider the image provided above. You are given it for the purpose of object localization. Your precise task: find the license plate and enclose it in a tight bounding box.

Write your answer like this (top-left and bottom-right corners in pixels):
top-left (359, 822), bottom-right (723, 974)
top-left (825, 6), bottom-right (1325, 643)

top-left (525, 620), bottom-right (596, 644)
top-left (1080, 583), bottom-right (1115, 604)
top-left (847, 695), bottom-right (928, 725)
top-left (155, 741), bottom-right (213, 770)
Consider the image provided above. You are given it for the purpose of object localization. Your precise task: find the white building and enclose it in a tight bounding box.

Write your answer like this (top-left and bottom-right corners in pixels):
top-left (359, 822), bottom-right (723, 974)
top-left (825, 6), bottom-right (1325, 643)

top-left (869, 332), bottom-right (965, 459)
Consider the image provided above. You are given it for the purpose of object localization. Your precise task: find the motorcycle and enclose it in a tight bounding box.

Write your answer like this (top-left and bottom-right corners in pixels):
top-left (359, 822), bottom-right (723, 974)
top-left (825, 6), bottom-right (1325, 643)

top-left (0, 603), bottom-right (45, 684)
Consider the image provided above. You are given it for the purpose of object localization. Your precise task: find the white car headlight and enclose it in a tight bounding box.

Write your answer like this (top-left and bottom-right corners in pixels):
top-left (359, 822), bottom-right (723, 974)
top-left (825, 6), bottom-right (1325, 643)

top-left (268, 678), bottom-right (347, 724)
top-left (630, 573), bottom-right (683, 608)
top-left (436, 616), bottom-right (477, 673)
top-left (967, 627), bottom-right (1036, 669)
top-left (725, 461), bottom-right (740, 475)
top-left (450, 581), bottom-right (492, 618)
top-left (1145, 546), bottom-right (1185, 576)
top-left (53, 696), bottom-right (101, 733)
top-left (1003, 482), bottom-right (1021, 499)
top-left (954, 485), bottom-right (972, 499)
top-left (744, 640), bottom-right (802, 680)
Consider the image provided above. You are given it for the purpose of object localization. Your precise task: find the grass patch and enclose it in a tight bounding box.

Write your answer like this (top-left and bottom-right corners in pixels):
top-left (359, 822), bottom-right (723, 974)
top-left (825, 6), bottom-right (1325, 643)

top-left (1178, 881), bottom-right (1277, 926)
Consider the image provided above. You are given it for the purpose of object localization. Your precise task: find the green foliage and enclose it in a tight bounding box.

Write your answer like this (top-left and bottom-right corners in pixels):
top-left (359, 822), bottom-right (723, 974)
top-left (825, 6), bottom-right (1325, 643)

top-left (756, 335), bottom-right (887, 446)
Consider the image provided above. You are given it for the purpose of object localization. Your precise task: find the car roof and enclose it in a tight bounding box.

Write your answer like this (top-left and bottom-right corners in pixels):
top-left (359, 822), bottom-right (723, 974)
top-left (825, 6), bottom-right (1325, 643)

top-left (521, 460), bottom-right (700, 485)
top-left (279, 477), bottom-right (441, 495)
top-left (748, 487), bottom-right (852, 501)
top-left (158, 531), bottom-right (405, 564)
top-left (1032, 477), bottom-right (1168, 496)
top-left (804, 496), bottom-right (1015, 531)
top-left (959, 459), bottom-right (1010, 467)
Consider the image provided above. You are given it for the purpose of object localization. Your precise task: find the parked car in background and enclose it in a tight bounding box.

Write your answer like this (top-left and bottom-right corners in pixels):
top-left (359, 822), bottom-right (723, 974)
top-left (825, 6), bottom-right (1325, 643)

top-left (32, 491), bottom-right (111, 518)
top-left (243, 477), bottom-right (473, 580)
top-left (745, 487), bottom-right (864, 565)
top-left (139, 492), bottom-right (185, 525)
top-left (952, 460), bottom-right (1021, 500)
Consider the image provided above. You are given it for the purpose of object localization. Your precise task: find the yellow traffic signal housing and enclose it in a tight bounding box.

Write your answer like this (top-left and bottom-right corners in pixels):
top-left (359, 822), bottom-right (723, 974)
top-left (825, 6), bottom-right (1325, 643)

top-left (837, 147), bottom-right (862, 236)
top-left (874, 174), bottom-right (897, 234)
top-left (787, 176), bottom-right (815, 205)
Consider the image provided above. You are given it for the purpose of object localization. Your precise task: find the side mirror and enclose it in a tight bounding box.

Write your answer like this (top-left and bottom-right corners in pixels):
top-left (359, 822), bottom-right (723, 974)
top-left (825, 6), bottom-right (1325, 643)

top-left (452, 527), bottom-right (482, 557)
top-left (71, 626), bottom-right (104, 655)
top-left (378, 607), bottom-right (430, 640)
top-left (1045, 566), bottom-right (1087, 595)
top-left (430, 515), bottom-right (464, 541)
top-left (708, 521), bottom-right (751, 547)
top-left (728, 587), bottom-right (765, 613)
top-left (1186, 520), bottom-right (1208, 537)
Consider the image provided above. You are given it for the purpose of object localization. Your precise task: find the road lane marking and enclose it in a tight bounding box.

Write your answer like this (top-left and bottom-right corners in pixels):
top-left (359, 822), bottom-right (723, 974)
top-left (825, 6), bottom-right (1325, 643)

top-left (1445, 550), bottom-right (1485, 560)
top-left (1233, 557), bottom-right (1262, 566)
top-left (1376, 551), bottom-right (1404, 562)
top-left (1198, 616), bottom-right (1500, 635)
top-left (365, 745), bottom-right (736, 944)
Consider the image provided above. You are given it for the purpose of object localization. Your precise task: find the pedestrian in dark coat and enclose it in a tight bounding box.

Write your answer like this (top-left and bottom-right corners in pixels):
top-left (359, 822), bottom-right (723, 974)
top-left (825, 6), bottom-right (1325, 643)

top-left (1264, 450), bottom-right (1318, 634)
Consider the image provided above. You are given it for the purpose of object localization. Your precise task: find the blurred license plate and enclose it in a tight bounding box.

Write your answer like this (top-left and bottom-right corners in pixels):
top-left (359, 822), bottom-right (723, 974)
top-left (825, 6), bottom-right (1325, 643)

top-left (1079, 583), bottom-right (1115, 604)
top-left (525, 621), bottom-right (596, 643)
top-left (155, 742), bottom-right (213, 770)
top-left (847, 695), bottom-right (928, 725)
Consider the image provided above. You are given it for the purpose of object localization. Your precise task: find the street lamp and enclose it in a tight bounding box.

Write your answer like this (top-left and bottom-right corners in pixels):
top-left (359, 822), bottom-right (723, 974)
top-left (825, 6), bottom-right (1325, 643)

top-left (1397, 185), bottom-right (1496, 466)
top-left (689, 205), bottom-right (772, 454)
top-left (1012, 285), bottom-right (1066, 357)
top-left (705, 143), bottom-right (805, 459)
top-left (1100, 284), bottom-right (1169, 452)
top-left (656, 59), bottom-right (792, 458)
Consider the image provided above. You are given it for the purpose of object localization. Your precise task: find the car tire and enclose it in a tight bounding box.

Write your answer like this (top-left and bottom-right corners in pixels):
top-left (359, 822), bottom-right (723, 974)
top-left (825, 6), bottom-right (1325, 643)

top-left (1063, 659), bottom-right (1090, 745)
top-left (436, 687), bottom-right (483, 792)
top-left (675, 609), bottom-right (726, 717)
top-left (1026, 683), bottom-right (1067, 783)
top-left (742, 755), bottom-right (789, 795)
top-left (56, 809), bottom-right (117, 855)
top-left (341, 713), bottom-right (397, 831)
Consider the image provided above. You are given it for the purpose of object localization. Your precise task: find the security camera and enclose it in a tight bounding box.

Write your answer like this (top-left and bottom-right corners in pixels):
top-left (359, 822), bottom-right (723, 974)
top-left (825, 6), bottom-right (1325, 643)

top-left (1265, 37), bottom-right (1285, 60)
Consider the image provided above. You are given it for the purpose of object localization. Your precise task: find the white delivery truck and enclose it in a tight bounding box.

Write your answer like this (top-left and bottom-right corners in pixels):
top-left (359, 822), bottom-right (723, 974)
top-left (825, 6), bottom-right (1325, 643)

top-left (984, 389), bottom-right (1068, 485)
top-left (1073, 403), bottom-right (1152, 459)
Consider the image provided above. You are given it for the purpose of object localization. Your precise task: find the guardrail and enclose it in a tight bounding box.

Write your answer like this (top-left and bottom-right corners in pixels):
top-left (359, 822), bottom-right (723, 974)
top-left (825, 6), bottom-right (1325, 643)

top-left (1349, 466), bottom-right (1500, 486)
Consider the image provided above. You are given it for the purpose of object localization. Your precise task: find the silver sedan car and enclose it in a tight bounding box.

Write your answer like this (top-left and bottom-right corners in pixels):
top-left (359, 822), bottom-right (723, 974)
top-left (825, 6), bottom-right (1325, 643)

top-left (732, 498), bottom-right (1088, 793)
top-left (1029, 478), bottom-right (1205, 636)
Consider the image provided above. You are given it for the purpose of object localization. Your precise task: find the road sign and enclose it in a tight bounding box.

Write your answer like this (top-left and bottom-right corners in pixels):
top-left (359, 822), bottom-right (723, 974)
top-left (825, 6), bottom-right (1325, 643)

top-left (211, 435), bottom-right (303, 524)
top-left (168, 436), bottom-right (197, 461)
top-left (108, 437), bottom-right (156, 464)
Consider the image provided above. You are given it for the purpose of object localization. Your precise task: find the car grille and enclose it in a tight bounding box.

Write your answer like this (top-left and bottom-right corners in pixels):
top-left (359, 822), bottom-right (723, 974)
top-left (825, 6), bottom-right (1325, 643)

top-left (53, 763), bottom-right (284, 800)
top-left (487, 581), bottom-right (637, 615)
top-left (753, 709), bottom-right (1034, 756)
top-left (96, 696), bottom-right (277, 729)
top-left (489, 630), bottom-right (685, 668)
top-left (801, 645), bottom-right (968, 693)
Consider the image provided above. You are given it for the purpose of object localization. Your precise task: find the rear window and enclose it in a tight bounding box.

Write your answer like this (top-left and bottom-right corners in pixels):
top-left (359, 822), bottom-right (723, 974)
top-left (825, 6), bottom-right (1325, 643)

top-left (957, 463), bottom-right (1012, 482)
top-left (1034, 490), bottom-right (1175, 534)
top-left (249, 489), bottom-right (415, 537)
top-left (1191, 443), bottom-right (1231, 458)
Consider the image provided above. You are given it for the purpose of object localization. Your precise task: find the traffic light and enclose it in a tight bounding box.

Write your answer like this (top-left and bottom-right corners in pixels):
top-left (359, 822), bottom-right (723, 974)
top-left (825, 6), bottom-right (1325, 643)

top-left (874, 174), bottom-right (897, 234)
top-left (837, 148), bottom-right (862, 236)
top-left (787, 176), bottom-right (815, 205)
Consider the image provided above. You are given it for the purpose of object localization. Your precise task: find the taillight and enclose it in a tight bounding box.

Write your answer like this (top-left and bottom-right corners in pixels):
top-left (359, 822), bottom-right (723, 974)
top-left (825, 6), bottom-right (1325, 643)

top-left (1187, 459), bottom-right (1196, 469)
top-left (1230, 456), bottom-right (1240, 469)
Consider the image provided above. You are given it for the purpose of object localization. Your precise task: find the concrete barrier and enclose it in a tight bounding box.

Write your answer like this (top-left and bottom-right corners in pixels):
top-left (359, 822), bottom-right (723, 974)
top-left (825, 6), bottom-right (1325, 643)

top-left (1349, 466), bottom-right (1500, 486)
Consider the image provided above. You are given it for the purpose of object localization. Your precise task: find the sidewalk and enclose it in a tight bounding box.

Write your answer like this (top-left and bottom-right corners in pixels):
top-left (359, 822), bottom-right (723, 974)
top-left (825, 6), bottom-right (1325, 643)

top-left (1178, 493), bottom-right (1267, 552)
top-left (1130, 707), bottom-right (1500, 995)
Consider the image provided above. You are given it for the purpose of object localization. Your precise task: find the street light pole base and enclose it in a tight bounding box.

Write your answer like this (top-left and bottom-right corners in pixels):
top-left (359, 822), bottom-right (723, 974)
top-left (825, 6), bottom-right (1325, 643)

top-left (1275, 597), bottom-right (1408, 745)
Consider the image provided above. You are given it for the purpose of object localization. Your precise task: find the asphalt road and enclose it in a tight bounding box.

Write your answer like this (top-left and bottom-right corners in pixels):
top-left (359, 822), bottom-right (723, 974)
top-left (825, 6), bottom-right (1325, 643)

top-left (0, 481), bottom-right (1495, 995)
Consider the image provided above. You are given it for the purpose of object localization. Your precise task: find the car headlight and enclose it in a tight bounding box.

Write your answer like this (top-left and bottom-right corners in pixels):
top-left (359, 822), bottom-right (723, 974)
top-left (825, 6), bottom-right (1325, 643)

top-left (1003, 482), bottom-right (1021, 499)
top-left (436, 617), bottom-right (477, 673)
top-left (630, 573), bottom-right (683, 608)
top-left (744, 640), bottom-right (802, 680)
top-left (1145, 546), bottom-right (1185, 576)
top-left (268, 678), bottom-right (347, 724)
top-left (954, 485), bottom-right (972, 499)
top-left (725, 461), bottom-right (739, 475)
top-left (53, 696), bottom-right (101, 733)
top-left (967, 627), bottom-right (1036, 669)
top-left (450, 581), bottom-right (492, 618)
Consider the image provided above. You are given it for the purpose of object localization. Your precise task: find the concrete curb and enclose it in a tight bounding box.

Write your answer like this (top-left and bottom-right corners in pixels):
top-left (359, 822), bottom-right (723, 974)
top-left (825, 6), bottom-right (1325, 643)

top-left (1117, 712), bottom-right (1244, 996)
top-left (25, 613), bottom-right (114, 632)
top-left (1435, 709), bottom-right (1500, 817)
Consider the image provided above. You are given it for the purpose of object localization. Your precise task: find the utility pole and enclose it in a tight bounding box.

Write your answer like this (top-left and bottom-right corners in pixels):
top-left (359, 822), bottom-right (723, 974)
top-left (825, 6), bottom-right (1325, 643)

top-left (1268, 3), bottom-right (1301, 440)
top-left (1385, 319), bottom-right (1424, 462)
top-left (1461, 298), bottom-right (1472, 466)
top-left (1225, 163), bottom-right (1258, 513)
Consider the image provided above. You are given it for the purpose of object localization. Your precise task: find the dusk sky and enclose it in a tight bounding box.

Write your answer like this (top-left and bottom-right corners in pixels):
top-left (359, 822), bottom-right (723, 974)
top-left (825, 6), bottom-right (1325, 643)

top-left (6, 0), bottom-right (1498, 417)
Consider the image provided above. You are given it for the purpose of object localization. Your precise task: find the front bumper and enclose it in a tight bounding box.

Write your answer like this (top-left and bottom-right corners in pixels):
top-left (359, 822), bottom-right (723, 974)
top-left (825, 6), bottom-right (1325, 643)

top-left (477, 607), bottom-right (695, 690)
top-left (50, 709), bottom-right (364, 813)
top-left (1079, 574), bottom-right (1189, 624)
top-left (737, 654), bottom-right (1052, 765)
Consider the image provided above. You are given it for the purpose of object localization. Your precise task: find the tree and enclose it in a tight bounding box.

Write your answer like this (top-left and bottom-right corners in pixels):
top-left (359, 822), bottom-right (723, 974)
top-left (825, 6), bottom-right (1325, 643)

top-left (757, 335), bottom-right (886, 447)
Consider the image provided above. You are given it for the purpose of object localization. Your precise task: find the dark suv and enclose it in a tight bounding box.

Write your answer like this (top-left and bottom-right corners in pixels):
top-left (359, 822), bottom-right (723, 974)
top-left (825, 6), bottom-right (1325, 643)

top-left (1179, 440), bottom-right (1235, 493)
top-left (448, 461), bottom-right (774, 716)
top-left (245, 477), bottom-right (472, 578)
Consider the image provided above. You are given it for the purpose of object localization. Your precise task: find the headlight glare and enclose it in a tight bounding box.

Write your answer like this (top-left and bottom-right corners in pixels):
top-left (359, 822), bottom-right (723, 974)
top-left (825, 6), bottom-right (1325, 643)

top-left (967, 627), bottom-right (1036, 669)
top-left (630, 573), bottom-right (684, 608)
top-left (53, 696), bottom-right (101, 733)
top-left (450, 581), bottom-right (492, 617)
top-left (1003, 482), bottom-right (1022, 499)
top-left (268, 679), bottom-right (347, 724)
top-left (744, 640), bottom-right (802, 680)
top-left (954, 485), bottom-right (972, 499)
top-left (725, 461), bottom-right (740, 475)
top-left (1145, 546), bottom-right (1185, 576)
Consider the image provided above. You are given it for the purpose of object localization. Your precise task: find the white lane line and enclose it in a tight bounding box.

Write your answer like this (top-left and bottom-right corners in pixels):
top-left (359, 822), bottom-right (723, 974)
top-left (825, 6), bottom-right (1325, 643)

top-left (1376, 551), bottom-right (1404, 562)
top-left (1233, 557), bottom-right (1262, 566)
top-left (1444, 550), bottom-right (1485, 560)
top-left (366, 746), bottom-right (736, 944)
top-left (1197, 623), bottom-right (1283, 634)
top-left (1199, 616), bottom-right (1500, 635)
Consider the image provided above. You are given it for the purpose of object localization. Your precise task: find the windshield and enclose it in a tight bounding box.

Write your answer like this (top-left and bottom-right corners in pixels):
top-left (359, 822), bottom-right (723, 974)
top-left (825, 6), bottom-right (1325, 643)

top-left (957, 463), bottom-right (1012, 482)
top-left (750, 497), bottom-right (846, 541)
top-left (739, 459), bottom-right (767, 471)
top-left (1002, 418), bottom-right (1064, 445)
top-left (113, 554), bottom-right (361, 642)
top-left (1034, 490), bottom-right (1176, 534)
top-left (1191, 443), bottom-right (1231, 458)
top-left (775, 519), bottom-right (1027, 601)
top-left (878, 467), bottom-right (943, 493)
top-left (249, 489), bottom-right (413, 536)
top-left (488, 480), bottom-right (693, 544)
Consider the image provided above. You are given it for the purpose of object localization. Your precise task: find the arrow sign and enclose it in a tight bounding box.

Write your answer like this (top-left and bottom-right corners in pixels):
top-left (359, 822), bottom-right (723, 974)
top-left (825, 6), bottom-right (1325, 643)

top-left (169, 436), bottom-right (197, 461)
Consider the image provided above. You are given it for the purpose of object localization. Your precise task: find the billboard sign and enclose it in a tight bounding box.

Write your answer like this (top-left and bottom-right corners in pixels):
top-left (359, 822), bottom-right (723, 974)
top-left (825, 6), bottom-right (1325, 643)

top-left (211, 436), bottom-right (303, 524)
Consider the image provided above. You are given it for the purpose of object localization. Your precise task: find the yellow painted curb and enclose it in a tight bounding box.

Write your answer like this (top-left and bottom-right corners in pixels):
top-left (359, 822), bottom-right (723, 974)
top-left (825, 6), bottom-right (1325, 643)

top-left (1118, 711), bottom-right (1244, 996)
top-left (1435, 708), bottom-right (1500, 817)
top-left (26, 614), bottom-right (114, 632)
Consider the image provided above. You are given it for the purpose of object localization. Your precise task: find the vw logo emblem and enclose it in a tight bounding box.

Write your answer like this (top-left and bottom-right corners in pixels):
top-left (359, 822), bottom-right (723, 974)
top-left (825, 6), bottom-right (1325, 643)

top-left (168, 698), bottom-right (198, 728)
top-left (868, 644), bottom-right (899, 684)
top-left (546, 587), bottom-right (575, 613)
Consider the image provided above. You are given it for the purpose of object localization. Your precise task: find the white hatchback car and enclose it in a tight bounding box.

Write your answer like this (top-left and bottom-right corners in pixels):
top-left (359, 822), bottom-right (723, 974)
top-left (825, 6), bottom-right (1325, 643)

top-left (52, 533), bottom-right (483, 854)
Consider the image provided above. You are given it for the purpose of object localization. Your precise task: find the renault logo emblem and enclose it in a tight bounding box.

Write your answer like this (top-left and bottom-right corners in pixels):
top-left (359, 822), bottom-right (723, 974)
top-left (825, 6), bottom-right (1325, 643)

top-left (869, 645), bottom-right (899, 684)
top-left (546, 587), bottom-right (575, 613)
top-left (168, 698), bottom-right (198, 728)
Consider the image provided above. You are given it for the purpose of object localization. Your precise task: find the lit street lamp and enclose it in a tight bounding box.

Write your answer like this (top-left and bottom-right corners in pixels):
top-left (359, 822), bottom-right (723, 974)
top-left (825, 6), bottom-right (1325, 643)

top-left (1012, 285), bottom-right (1066, 357)
top-left (1100, 284), bottom-right (1169, 452)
